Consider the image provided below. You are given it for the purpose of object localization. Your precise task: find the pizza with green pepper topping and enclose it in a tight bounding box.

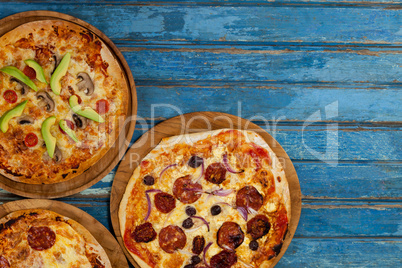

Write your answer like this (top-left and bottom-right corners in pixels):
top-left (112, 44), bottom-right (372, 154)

top-left (0, 20), bottom-right (128, 184)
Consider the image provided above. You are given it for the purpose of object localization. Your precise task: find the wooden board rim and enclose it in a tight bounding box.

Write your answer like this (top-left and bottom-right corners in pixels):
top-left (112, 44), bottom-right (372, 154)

top-left (0, 198), bottom-right (129, 268)
top-left (110, 111), bottom-right (302, 268)
top-left (0, 11), bottom-right (137, 198)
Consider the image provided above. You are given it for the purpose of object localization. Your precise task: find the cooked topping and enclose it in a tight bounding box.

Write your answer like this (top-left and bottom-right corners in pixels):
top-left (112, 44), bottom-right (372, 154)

top-left (36, 91), bottom-right (55, 112)
top-left (131, 222), bottom-right (157, 243)
top-left (183, 265), bottom-right (194, 268)
top-left (0, 100), bottom-right (28, 133)
top-left (3, 90), bottom-right (17, 104)
top-left (159, 163), bottom-right (177, 182)
top-left (24, 59), bottom-right (47, 83)
top-left (144, 189), bottom-right (163, 221)
top-left (59, 119), bottom-right (79, 142)
top-left (191, 216), bottom-right (210, 232)
top-left (158, 225), bottom-right (186, 254)
top-left (53, 146), bottom-right (63, 163)
top-left (185, 206), bottom-right (196, 216)
top-left (182, 218), bottom-right (194, 229)
top-left (50, 52), bottom-right (71, 95)
top-left (205, 162), bottom-right (227, 184)
top-left (76, 72), bottom-right (94, 95)
top-left (173, 175), bottom-right (203, 204)
top-left (236, 206), bottom-right (248, 221)
top-left (154, 192), bottom-right (176, 213)
top-left (192, 236), bottom-right (205, 255)
top-left (24, 133), bottom-right (38, 147)
top-left (10, 77), bottom-right (29, 95)
top-left (72, 114), bottom-right (88, 129)
top-left (0, 66), bottom-right (38, 91)
top-left (17, 115), bottom-right (34, 125)
top-left (51, 55), bottom-right (60, 75)
top-left (191, 255), bottom-right (201, 265)
top-left (249, 240), bottom-right (259, 251)
top-left (0, 256), bottom-right (10, 268)
top-left (96, 99), bottom-right (110, 115)
top-left (27, 226), bottom-right (56, 251)
top-left (223, 153), bottom-right (244, 174)
top-left (69, 95), bottom-right (104, 123)
top-left (202, 242), bottom-right (213, 266)
top-left (211, 205), bottom-right (222, 216)
top-left (273, 242), bottom-right (283, 255)
top-left (247, 215), bottom-right (270, 240)
top-left (59, 119), bottom-right (75, 134)
top-left (23, 65), bottom-right (36, 80)
top-left (188, 155), bottom-right (203, 168)
top-left (217, 222), bottom-right (244, 250)
top-left (41, 116), bottom-right (57, 158)
top-left (143, 175), bottom-right (155, 185)
top-left (210, 250), bottom-right (237, 268)
top-left (236, 185), bottom-right (263, 213)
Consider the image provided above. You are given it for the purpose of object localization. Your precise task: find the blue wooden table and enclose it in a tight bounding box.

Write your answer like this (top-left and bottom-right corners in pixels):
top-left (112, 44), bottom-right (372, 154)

top-left (0, 1), bottom-right (401, 267)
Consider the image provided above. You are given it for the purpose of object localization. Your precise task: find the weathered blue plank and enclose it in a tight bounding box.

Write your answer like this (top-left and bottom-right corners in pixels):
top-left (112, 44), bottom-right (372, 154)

top-left (120, 46), bottom-right (402, 83)
top-left (0, 3), bottom-right (401, 44)
top-left (133, 84), bottom-right (402, 122)
top-left (278, 238), bottom-right (402, 267)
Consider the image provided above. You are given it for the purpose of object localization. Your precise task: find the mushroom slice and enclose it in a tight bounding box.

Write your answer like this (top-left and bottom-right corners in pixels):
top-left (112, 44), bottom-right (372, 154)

top-left (10, 78), bottom-right (29, 96)
top-left (72, 113), bottom-right (88, 129)
top-left (51, 55), bottom-right (61, 75)
top-left (16, 115), bottom-right (35, 125)
top-left (36, 91), bottom-right (55, 112)
top-left (43, 146), bottom-right (63, 163)
top-left (76, 72), bottom-right (94, 96)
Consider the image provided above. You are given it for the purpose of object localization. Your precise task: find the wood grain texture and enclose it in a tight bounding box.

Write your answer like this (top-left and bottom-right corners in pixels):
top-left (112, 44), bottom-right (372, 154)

top-left (111, 112), bottom-right (302, 268)
top-left (0, 11), bottom-right (137, 198)
top-left (0, 3), bottom-right (400, 44)
top-left (0, 199), bottom-right (129, 268)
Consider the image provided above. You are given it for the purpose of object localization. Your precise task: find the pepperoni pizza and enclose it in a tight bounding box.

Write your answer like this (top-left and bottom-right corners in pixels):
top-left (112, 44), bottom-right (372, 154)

top-left (0, 209), bottom-right (111, 267)
top-left (0, 20), bottom-right (127, 184)
top-left (119, 129), bottom-right (291, 268)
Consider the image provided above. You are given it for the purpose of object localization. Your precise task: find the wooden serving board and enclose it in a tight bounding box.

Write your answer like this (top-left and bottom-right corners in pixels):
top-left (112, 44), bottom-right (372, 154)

top-left (110, 111), bottom-right (302, 268)
top-left (0, 11), bottom-right (137, 198)
top-left (0, 199), bottom-right (129, 268)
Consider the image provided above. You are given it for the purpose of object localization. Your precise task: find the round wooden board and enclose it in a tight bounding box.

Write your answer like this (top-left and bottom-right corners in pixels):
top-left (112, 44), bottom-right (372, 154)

top-left (111, 112), bottom-right (302, 268)
top-left (0, 199), bottom-right (129, 268)
top-left (0, 11), bottom-right (137, 198)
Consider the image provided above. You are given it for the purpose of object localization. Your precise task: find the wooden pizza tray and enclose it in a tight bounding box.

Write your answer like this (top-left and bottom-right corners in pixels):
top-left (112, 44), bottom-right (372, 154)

top-left (0, 11), bottom-right (137, 198)
top-left (0, 199), bottom-right (129, 268)
top-left (110, 112), bottom-right (302, 268)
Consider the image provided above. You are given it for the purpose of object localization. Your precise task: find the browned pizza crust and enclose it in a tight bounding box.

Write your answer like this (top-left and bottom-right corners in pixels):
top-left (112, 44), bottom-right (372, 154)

top-left (0, 20), bottom-right (128, 184)
top-left (0, 209), bottom-right (111, 267)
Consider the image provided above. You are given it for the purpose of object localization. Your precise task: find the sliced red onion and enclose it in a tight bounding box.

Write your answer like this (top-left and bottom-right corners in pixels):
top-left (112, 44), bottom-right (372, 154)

top-left (144, 189), bottom-right (162, 221)
top-left (159, 163), bottom-right (177, 181)
top-left (237, 206), bottom-right (248, 221)
top-left (178, 249), bottom-right (194, 256)
top-left (192, 159), bottom-right (205, 183)
top-left (247, 207), bottom-right (258, 215)
top-left (212, 188), bottom-right (234, 196)
top-left (191, 215), bottom-right (210, 232)
top-left (184, 225), bottom-right (202, 233)
top-left (203, 242), bottom-right (213, 267)
top-left (223, 153), bottom-right (244, 174)
top-left (215, 202), bottom-right (234, 208)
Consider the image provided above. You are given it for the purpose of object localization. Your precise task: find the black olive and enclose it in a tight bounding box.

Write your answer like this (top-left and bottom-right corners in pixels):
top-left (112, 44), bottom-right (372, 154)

top-left (182, 218), bottom-right (194, 229)
top-left (188, 155), bottom-right (203, 168)
top-left (249, 240), bottom-right (259, 251)
top-left (143, 175), bottom-right (155, 186)
top-left (211, 205), bottom-right (221, 216)
top-left (185, 206), bottom-right (196, 216)
top-left (184, 265), bottom-right (194, 268)
top-left (191, 255), bottom-right (201, 265)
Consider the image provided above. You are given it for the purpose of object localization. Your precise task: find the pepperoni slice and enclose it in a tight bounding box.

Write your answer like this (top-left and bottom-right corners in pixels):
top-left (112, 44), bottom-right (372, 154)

top-left (0, 256), bottom-right (10, 268)
top-left (24, 133), bottom-right (38, 147)
top-left (3, 90), bottom-right (17, 104)
top-left (173, 175), bottom-right (203, 204)
top-left (23, 66), bottom-right (36, 80)
top-left (131, 222), bottom-right (157, 243)
top-left (59, 119), bottom-right (75, 135)
top-left (96, 99), bottom-right (110, 114)
top-left (205, 163), bottom-right (227, 184)
top-left (217, 222), bottom-right (244, 250)
top-left (27, 226), bottom-right (56, 251)
top-left (210, 250), bottom-right (237, 268)
top-left (154, 192), bottom-right (176, 213)
top-left (74, 94), bottom-right (83, 104)
top-left (247, 215), bottom-right (270, 240)
top-left (236, 186), bottom-right (263, 212)
top-left (158, 225), bottom-right (186, 253)
top-left (192, 235), bottom-right (205, 255)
